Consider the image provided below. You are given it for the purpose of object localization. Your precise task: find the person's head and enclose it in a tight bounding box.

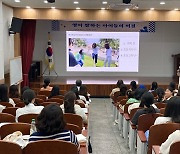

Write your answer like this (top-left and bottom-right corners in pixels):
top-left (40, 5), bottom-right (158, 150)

top-left (164, 87), bottom-right (174, 99)
top-left (117, 80), bottom-right (124, 88)
top-left (156, 87), bottom-right (165, 102)
top-left (140, 92), bottom-right (154, 108)
top-left (79, 49), bottom-right (83, 54)
top-left (105, 43), bottom-right (110, 49)
top-left (9, 85), bottom-right (19, 98)
top-left (76, 80), bottom-right (82, 87)
top-left (151, 81), bottom-right (158, 90)
top-left (126, 90), bottom-right (135, 99)
top-left (164, 96), bottom-right (180, 123)
top-left (134, 88), bottom-right (147, 100)
top-left (36, 104), bottom-right (66, 135)
top-left (49, 85), bottom-right (60, 99)
top-left (120, 84), bottom-right (127, 96)
top-left (22, 89), bottom-right (36, 105)
top-left (92, 43), bottom-right (97, 48)
top-left (0, 84), bottom-right (9, 102)
top-left (64, 91), bottom-right (76, 114)
top-left (43, 78), bottom-right (51, 88)
top-left (169, 82), bottom-right (176, 90)
top-left (130, 81), bottom-right (137, 91)
top-left (71, 86), bottom-right (80, 99)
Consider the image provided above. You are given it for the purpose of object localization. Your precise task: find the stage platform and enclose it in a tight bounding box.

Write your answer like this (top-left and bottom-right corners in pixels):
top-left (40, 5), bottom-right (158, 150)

top-left (30, 76), bottom-right (175, 97)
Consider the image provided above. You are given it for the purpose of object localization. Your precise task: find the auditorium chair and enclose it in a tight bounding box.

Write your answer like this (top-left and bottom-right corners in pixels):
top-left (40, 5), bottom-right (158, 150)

top-left (41, 102), bottom-right (60, 107)
top-left (36, 95), bottom-right (47, 101)
top-left (23, 140), bottom-right (78, 154)
top-left (154, 102), bottom-right (166, 109)
top-left (0, 113), bottom-right (15, 123)
top-left (75, 101), bottom-right (86, 108)
top-left (47, 98), bottom-right (63, 105)
top-left (0, 140), bottom-right (22, 154)
top-left (18, 114), bottom-right (38, 124)
top-left (160, 108), bottom-right (165, 115)
top-left (15, 102), bottom-right (25, 108)
top-left (64, 113), bottom-right (83, 130)
top-left (0, 102), bottom-right (13, 108)
top-left (12, 98), bottom-right (21, 104)
top-left (2, 107), bottom-right (19, 116)
top-left (38, 90), bottom-right (51, 97)
top-left (59, 90), bottom-right (67, 96)
top-left (35, 98), bottom-right (44, 105)
top-left (52, 95), bottom-right (64, 99)
top-left (137, 113), bottom-right (162, 154)
top-left (65, 123), bottom-right (81, 134)
top-left (0, 123), bottom-right (31, 139)
top-left (148, 123), bottom-right (180, 154)
top-left (169, 141), bottom-right (180, 154)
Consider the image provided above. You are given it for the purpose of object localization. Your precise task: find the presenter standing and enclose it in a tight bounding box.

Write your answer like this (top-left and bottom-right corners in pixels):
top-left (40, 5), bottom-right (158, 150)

top-left (92, 43), bottom-right (99, 67)
top-left (177, 66), bottom-right (180, 88)
top-left (104, 43), bottom-right (112, 67)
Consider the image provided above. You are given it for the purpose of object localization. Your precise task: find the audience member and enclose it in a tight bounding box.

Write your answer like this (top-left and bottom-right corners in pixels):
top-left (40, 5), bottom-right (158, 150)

top-left (149, 81), bottom-right (158, 92)
top-left (163, 87), bottom-right (174, 103)
top-left (48, 85), bottom-right (61, 99)
top-left (16, 89), bottom-right (44, 122)
top-left (110, 80), bottom-right (124, 97)
top-left (169, 81), bottom-right (178, 95)
top-left (29, 104), bottom-right (79, 149)
top-left (0, 84), bottom-right (15, 107)
top-left (119, 84), bottom-right (127, 96)
top-left (60, 91), bottom-right (88, 124)
top-left (131, 92), bottom-right (160, 125)
top-left (9, 85), bottom-right (19, 98)
top-left (155, 87), bottom-right (165, 102)
top-left (40, 78), bottom-right (53, 91)
top-left (79, 85), bottom-right (90, 103)
top-left (129, 80), bottom-right (137, 91)
top-left (20, 86), bottom-right (30, 100)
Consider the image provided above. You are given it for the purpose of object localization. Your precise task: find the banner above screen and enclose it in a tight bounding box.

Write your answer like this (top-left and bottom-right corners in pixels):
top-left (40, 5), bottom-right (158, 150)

top-left (67, 31), bottom-right (139, 72)
top-left (52, 21), bottom-right (155, 32)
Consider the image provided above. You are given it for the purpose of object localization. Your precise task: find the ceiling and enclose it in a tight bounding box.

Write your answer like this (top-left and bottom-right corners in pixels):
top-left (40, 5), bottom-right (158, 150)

top-left (2, 0), bottom-right (180, 10)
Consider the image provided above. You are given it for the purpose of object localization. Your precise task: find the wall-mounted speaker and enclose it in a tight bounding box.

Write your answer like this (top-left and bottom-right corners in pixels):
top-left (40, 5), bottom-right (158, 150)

top-left (123, 0), bottom-right (131, 4)
top-left (47, 0), bottom-right (55, 3)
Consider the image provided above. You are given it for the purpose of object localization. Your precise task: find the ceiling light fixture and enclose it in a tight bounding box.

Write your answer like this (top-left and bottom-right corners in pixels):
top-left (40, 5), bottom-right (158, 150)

top-left (44, 0), bottom-right (48, 3)
top-left (160, 1), bottom-right (165, 5)
top-left (150, 8), bottom-right (155, 10)
top-left (15, 0), bottom-right (20, 2)
top-left (74, 1), bottom-right (79, 4)
top-left (125, 8), bottom-right (129, 11)
top-left (51, 6), bottom-right (55, 9)
top-left (101, 8), bottom-right (105, 10)
top-left (26, 6), bottom-right (31, 9)
top-left (102, 1), bottom-right (107, 4)
top-left (76, 7), bottom-right (80, 10)
top-left (174, 8), bottom-right (179, 11)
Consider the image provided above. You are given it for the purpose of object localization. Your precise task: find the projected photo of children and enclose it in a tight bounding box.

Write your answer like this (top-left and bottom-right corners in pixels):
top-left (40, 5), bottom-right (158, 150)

top-left (69, 38), bottom-right (119, 67)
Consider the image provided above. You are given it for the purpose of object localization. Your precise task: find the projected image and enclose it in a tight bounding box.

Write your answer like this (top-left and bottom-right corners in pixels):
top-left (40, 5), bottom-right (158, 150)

top-left (67, 31), bottom-right (139, 72)
top-left (69, 38), bottom-right (119, 67)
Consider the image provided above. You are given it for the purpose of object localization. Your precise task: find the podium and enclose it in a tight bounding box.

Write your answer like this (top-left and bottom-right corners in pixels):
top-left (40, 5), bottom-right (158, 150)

top-left (172, 54), bottom-right (180, 81)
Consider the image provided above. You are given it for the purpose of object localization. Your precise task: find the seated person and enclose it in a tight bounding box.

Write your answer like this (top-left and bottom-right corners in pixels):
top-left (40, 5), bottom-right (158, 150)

top-left (29, 104), bottom-right (79, 149)
top-left (154, 96), bottom-right (180, 125)
top-left (169, 81), bottom-right (178, 96)
top-left (149, 81), bottom-right (158, 93)
top-left (60, 91), bottom-right (88, 124)
top-left (16, 89), bottom-right (44, 122)
top-left (40, 78), bottom-right (53, 91)
top-left (48, 85), bottom-right (62, 99)
top-left (119, 84), bottom-right (128, 96)
top-left (160, 130), bottom-right (180, 154)
top-left (9, 85), bottom-right (19, 98)
top-left (131, 92), bottom-right (160, 126)
top-left (110, 80), bottom-right (124, 98)
top-left (0, 84), bottom-right (15, 107)
top-left (129, 80), bottom-right (137, 91)
top-left (79, 85), bottom-right (91, 104)
top-left (163, 87), bottom-right (174, 103)
top-left (155, 87), bottom-right (165, 102)
top-left (71, 80), bottom-right (82, 92)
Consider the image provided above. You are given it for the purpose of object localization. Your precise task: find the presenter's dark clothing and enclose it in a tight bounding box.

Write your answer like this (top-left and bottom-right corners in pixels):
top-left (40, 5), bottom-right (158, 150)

top-left (69, 51), bottom-right (78, 67)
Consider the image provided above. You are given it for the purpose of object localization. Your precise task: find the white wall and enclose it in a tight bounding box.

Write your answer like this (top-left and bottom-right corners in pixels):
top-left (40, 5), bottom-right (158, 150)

top-left (33, 20), bottom-right (180, 77)
top-left (2, 4), bottom-right (14, 74)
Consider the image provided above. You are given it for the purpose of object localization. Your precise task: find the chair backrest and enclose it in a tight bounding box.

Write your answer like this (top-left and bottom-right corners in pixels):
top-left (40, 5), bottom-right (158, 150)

top-left (41, 102), bottom-right (60, 107)
top-left (15, 102), bottom-right (25, 108)
top-left (115, 95), bottom-right (126, 104)
top-left (0, 123), bottom-right (31, 139)
top-left (18, 114), bottom-right (38, 124)
top-left (160, 108), bottom-right (165, 114)
top-left (59, 90), bottom-right (67, 96)
top-left (47, 98), bottom-right (63, 105)
top-left (52, 95), bottom-right (64, 99)
top-left (23, 140), bottom-right (78, 154)
top-left (129, 107), bottom-right (143, 120)
top-left (65, 123), bottom-right (81, 134)
top-left (75, 100), bottom-right (85, 108)
top-left (64, 113), bottom-right (83, 130)
top-left (0, 113), bottom-right (15, 123)
top-left (0, 102), bottom-right (13, 108)
top-left (38, 90), bottom-right (51, 97)
top-left (169, 141), bottom-right (180, 154)
top-left (124, 103), bottom-right (133, 114)
top-left (154, 102), bottom-right (167, 109)
top-left (36, 95), bottom-right (47, 101)
top-left (35, 98), bottom-right (44, 105)
top-left (12, 98), bottom-right (21, 104)
top-left (0, 140), bottom-right (22, 154)
top-left (2, 107), bottom-right (19, 116)
top-left (148, 123), bottom-right (180, 154)
top-left (112, 91), bottom-right (121, 102)
top-left (137, 113), bottom-right (162, 132)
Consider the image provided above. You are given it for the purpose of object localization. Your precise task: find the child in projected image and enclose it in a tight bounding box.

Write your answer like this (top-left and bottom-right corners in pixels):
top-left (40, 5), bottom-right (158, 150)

top-left (104, 43), bottom-right (112, 67)
top-left (92, 43), bottom-right (99, 67)
top-left (76, 49), bottom-right (84, 67)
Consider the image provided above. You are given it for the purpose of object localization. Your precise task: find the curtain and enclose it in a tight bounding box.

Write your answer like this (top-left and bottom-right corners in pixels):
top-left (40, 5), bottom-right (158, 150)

top-left (20, 20), bottom-right (36, 87)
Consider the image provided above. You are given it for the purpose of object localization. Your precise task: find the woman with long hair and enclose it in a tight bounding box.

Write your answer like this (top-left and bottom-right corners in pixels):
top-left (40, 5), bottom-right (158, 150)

top-left (9, 85), bottom-right (19, 98)
top-left (48, 85), bottom-right (60, 99)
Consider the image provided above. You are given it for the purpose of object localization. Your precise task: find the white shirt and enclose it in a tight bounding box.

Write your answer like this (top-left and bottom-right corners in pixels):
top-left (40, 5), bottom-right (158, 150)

top-left (16, 103), bottom-right (44, 122)
top-left (106, 48), bottom-right (112, 57)
top-left (92, 47), bottom-right (99, 55)
top-left (60, 104), bottom-right (88, 124)
top-left (0, 105), bottom-right (5, 113)
top-left (9, 98), bottom-right (16, 107)
top-left (160, 130), bottom-right (180, 154)
top-left (154, 117), bottom-right (172, 125)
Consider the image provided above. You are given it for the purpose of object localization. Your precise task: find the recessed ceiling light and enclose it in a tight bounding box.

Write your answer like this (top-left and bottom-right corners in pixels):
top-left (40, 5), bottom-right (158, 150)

top-left (51, 6), bottom-right (55, 9)
top-left (76, 7), bottom-right (80, 10)
top-left (26, 6), bottom-right (31, 9)
top-left (174, 8), bottom-right (179, 11)
top-left (44, 0), bottom-right (48, 3)
top-left (125, 8), bottom-right (129, 11)
top-left (160, 1), bottom-right (165, 5)
top-left (74, 1), bottom-right (79, 4)
top-left (15, 0), bottom-right (20, 2)
top-left (101, 8), bottom-right (105, 10)
top-left (150, 8), bottom-right (155, 10)
top-left (102, 1), bottom-right (107, 4)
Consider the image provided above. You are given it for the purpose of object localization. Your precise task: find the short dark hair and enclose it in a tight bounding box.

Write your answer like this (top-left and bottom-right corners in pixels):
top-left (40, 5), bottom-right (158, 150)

top-left (134, 88), bottom-right (147, 100)
top-left (164, 96), bottom-right (180, 123)
top-left (43, 78), bottom-right (50, 88)
top-left (92, 43), bottom-right (97, 48)
top-left (169, 82), bottom-right (176, 90)
top-left (76, 80), bottom-right (82, 87)
top-left (151, 81), bottom-right (158, 90)
top-left (120, 84), bottom-right (127, 96)
top-left (0, 84), bottom-right (9, 102)
top-left (22, 89), bottom-right (35, 105)
top-left (156, 87), bottom-right (165, 102)
top-left (71, 87), bottom-right (80, 99)
top-left (64, 91), bottom-right (76, 114)
top-left (9, 85), bottom-right (19, 98)
top-left (48, 85), bottom-right (60, 99)
top-left (117, 80), bottom-right (124, 88)
top-left (36, 104), bottom-right (66, 135)
top-left (130, 81), bottom-right (137, 91)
